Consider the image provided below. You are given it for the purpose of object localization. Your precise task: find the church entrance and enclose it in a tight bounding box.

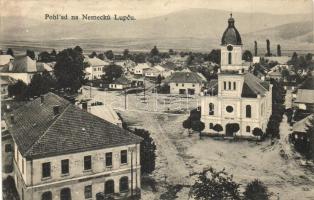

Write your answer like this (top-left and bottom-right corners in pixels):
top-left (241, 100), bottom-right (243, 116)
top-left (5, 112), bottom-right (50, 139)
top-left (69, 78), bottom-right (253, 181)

top-left (225, 123), bottom-right (240, 137)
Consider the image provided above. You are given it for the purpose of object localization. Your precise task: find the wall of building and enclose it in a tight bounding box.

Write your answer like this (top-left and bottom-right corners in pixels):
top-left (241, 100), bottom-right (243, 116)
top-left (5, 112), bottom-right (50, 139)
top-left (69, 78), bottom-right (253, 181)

top-left (0, 73), bottom-right (33, 84)
top-left (169, 82), bottom-right (202, 95)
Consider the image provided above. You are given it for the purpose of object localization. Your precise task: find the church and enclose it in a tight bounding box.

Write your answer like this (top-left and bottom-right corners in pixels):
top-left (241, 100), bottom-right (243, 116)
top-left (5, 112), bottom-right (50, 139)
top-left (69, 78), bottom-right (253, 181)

top-left (200, 14), bottom-right (273, 138)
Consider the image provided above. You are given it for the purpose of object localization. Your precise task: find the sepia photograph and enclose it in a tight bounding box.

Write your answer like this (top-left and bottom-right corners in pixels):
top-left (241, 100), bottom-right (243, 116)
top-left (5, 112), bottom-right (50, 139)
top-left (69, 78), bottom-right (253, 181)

top-left (0, 0), bottom-right (314, 199)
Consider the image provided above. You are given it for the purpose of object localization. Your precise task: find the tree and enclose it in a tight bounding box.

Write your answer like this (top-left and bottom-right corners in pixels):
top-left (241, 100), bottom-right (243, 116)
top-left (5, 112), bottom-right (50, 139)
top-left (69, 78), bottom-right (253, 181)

top-left (169, 49), bottom-right (175, 55)
top-left (265, 39), bottom-right (271, 57)
top-left (277, 44), bottom-right (281, 56)
top-left (97, 53), bottom-right (105, 60)
top-left (183, 118), bottom-right (192, 136)
top-left (89, 51), bottom-right (97, 58)
top-left (54, 47), bottom-right (85, 93)
top-left (190, 167), bottom-right (241, 200)
top-left (150, 46), bottom-right (159, 57)
top-left (102, 64), bottom-right (123, 83)
top-left (123, 49), bottom-right (130, 60)
top-left (191, 120), bottom-right (205, 139)
top-left (156, 74), bottom-right (162, 86)
top-left (6, 48), bottom-right (14, 57)
top-left (105, 50), bottom-right (114, 60)
top-left (281, 69), bottom-right (290, 80)
top-left (242, 50), bottom-right (253, 62)
top-left (28, 71), bottom-right (56, 98)
top-left (134, 53), bottom-right (146, 63)
top-left (243, 179), bottom-right (269, 200)
top-left (74, 46), bottom-right (83, 53)
top-left (8, 80), bottom-right (28, 101)
top-left (252, 127), bottom-right (263, 139)
top-left (38, 51), bottom-right (54, 62)
top-left (305, 53), bottom-right (313, 62)
top-left (254, 41), bottom-right (257, 56)
top-left (213, 124), bottom-right (223, 134)
top-left (26, 49), bottom-right (35, 60)
top-left (208, 49), bottom-right (221, 64)
top-left (132, 129), bottom-right (156, 175)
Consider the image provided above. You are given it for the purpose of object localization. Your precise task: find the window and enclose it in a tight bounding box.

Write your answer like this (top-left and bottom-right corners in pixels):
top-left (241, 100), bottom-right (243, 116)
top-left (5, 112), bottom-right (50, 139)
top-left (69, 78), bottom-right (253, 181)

top-left (42, 191), bottom-right (52, 200)
top-left (209, 123), bottom-right (214, 129)
top-left (192, 84), bottom-right (195, 87)
top-left (60, 188), bottom-right (71, 200)
top-left (61, 159), bottom-right (69, 175)
top-left (176, 83), bottom-right (178, 86)
top-left (105, 180), bottom-right (114, 194)
top-left (233, 82), bottom-right (236, 90)
top-left (121, 150), bottom-right (127, 164)
top-left (4, 144), bottom-right (12, 152)
top-left (84, 156), bottom-right (92, 170)
top-left (182, 83), bottom-right (184, 87)
top-left (224, 81), bottom-right (226, 90)
top-left (42, 162), bottom-right (51, 178)
top-left (228, 52), bottom-right (232, 64)
top-left (246, 126), bottom-right (251, 132)
top-left (226, 106), bottom-right (233, 113)
top-left (228, 82), bottom-right (231, 90)
top-left (209, 103), bottom-right (214, 115)
top-left (105, 152), bottom-right (112, 167)
top-left (246, 105), bottom-right (252, 118)
top-left (119, 177), bottom-right (129, 192)
top-left (84, 185), bottom-right (92, 199)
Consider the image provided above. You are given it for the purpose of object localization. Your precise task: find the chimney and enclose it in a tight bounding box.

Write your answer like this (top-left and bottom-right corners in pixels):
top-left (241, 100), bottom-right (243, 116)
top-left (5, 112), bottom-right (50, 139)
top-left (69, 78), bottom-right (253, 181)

top-left (53, 105), bottom-right (60, 116)
top-left (82, 102), bottom-right (88, 111)
top-left (10, 114), bottom-right (15, 124)
top-left (40, 95), bottom-right (44, 104)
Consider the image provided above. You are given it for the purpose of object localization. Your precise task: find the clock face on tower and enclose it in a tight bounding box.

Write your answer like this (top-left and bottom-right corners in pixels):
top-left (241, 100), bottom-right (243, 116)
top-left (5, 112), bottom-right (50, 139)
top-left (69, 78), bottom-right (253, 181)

top-left (227, 45), bottom-right (233, 51)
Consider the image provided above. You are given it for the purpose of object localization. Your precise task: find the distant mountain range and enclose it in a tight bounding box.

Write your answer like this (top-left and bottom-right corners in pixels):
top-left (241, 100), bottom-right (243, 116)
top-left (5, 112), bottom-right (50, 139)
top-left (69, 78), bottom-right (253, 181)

top-left (0, 8), bottom-right (313, 53)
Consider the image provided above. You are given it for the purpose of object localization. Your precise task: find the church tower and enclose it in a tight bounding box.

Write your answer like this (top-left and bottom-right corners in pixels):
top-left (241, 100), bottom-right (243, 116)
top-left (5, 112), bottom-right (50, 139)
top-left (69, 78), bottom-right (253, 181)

top-left (220, 14), bottom-right (246, 71)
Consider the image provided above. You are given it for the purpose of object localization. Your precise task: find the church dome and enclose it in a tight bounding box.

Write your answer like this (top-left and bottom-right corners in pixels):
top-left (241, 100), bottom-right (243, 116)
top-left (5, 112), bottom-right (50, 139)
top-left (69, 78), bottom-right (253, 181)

top-left (221, 14), bottom-right (242, 45)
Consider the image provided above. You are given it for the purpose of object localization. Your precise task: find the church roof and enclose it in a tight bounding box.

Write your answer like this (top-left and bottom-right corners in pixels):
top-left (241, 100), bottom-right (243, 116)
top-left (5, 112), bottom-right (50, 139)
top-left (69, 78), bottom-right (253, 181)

top-left (241, 73), bottom-right (270, 98)
top-left (221, 14), bottom-right (242, 45)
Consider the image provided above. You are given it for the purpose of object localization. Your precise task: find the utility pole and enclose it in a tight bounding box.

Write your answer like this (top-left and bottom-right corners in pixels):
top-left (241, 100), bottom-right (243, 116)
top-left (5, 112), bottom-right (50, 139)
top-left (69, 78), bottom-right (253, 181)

top-left (124, 88), bottom-right (127, 110)
top-left (143, 78), bottom-right (146, 103)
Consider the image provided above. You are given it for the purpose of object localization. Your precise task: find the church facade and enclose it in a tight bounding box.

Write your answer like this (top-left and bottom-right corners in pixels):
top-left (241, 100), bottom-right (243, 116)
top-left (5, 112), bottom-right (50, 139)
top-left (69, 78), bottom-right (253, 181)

top-left (200, 15), bottom-right (272, 138)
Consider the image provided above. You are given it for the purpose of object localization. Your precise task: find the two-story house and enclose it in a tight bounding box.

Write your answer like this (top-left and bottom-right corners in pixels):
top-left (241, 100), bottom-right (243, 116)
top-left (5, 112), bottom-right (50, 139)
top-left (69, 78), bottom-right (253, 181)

top-left (5, 92), bottom-right (142, 200)
top-left (165, 71), bottom-right (207, 95)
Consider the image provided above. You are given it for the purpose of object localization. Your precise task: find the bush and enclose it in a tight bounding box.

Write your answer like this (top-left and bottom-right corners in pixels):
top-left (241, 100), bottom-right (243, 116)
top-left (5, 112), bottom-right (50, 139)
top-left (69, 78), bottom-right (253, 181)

top-left (243, 179), bottom-right (269, 200)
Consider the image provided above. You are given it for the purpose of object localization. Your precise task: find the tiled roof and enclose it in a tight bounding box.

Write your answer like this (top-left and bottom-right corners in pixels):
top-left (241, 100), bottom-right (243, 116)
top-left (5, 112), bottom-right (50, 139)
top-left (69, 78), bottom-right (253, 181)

top-left (299, 77), bottom-right (314, 90)
top-left (293, 114), bottom-right (314, 133)
top-left (241, 73), bottom-right (270, 98)
top-left (295, 89), bottom-right (314, 104)
top-left (0, 55), bottom-right (14, 65)
top-left (6, 93), bottom-right (142, 159)
top-left (0, 56), bottom-right (52, 73)
top-left (0, 76), bottom-right (16, 85)
top-left (165, 72), bottom-right (206, 84)
top-left (113, 76), bottom-right (131, 85)
top-left (85, 57), bottom-right (109, 66)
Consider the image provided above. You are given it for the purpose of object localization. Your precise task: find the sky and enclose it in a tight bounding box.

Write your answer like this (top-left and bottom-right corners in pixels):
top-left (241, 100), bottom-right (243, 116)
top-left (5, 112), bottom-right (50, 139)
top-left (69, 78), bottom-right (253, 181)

top-left (1, 0), bottom-right (313, 19)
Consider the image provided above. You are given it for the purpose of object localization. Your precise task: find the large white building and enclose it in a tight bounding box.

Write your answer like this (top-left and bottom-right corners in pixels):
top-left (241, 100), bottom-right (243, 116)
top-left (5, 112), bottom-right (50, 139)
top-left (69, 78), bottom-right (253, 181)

top-left (5, 93), bottom-right (142, 200)
top-left (201, 15), bottom-right (272, 138)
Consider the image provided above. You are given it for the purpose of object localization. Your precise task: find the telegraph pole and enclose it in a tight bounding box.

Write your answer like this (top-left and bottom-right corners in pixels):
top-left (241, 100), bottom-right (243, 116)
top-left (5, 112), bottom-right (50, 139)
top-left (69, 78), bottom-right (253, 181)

top-left (124, 88), bottom-right (127, 110)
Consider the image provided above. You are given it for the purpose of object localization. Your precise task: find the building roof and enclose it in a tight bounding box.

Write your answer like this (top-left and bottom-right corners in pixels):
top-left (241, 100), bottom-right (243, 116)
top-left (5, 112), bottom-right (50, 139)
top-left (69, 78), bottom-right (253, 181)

top-left (0, 56), bottom-right (52, 73)
top-left (0, 55), bottom-right (14, 65)
top-left (165, 71), bottom-right (206, 84)
top-left (299, 77), bottom-right (314, 90)
top-left (135, 63), bottom-right (151, 70)
top-left (112, 76), bottom-right (131, 85)
top-left (221, 14), bottom-right (242, 45)
top-left (89, 105), bottom-right (122, 126)
top-left (85, 57), bottom-right (109, 67)
top-left (241, 73), bottom-right (270, 98)
top-left (6, 93), bottom-right (142, 159)
top-left (293, 114), bottom-right (314, 133)
top-left (295, 89), bottom-right (314, 104)
top-left (0, 75), bottom-right (16, 85)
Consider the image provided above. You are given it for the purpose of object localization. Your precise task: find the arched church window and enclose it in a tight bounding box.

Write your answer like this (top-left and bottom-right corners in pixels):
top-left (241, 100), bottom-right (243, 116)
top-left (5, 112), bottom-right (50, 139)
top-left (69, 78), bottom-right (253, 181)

top-left (228, 82), bottom-right (231, 90)
top-left (233, 82), bottom-right (236, 90)
top-left (246, 126), bottom-right (250, 132)
top-left (224, 81), bottom-right (226, 90)
top-left (228, 52), bottom-right (232, 64)
top-left (246, 105), bottom-right (252, 118)
top-left (209, 103), bottom-right (214, 115)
